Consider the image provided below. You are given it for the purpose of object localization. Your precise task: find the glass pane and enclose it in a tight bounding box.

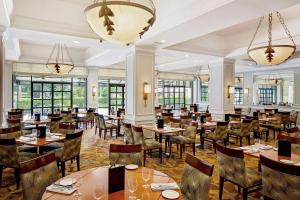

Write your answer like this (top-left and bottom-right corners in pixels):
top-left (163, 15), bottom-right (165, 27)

top-left (33, 83), bottom-right (42, 91)
top-left (111, 87), bottom-right (116, 92)
top-left (43, 84), bottom-right (52, 91)
top-left (54, 84), bottom-right (62, 91)
top-left (33, 108), bottom-right (42, 114)
top-left (43, 100), bottom-right (52, 107)
top-left (54, 100), bottom-right (62, 107)
top-left (33, 100), bottom-right (42, 108)
top-left (63, 84), bottom-right (71, 91)
top-left (63, 92), bottom-right (71, 99)
top-left (54, 92), bottom-right (62, 99)
top-left (33, 92), bottom-right (42, 99)
top-left (43, 92), bottom-right (52, 99)
top-left (63, 100), bottom-right (71, 107)
top-left (117, 87), bottom-right (123, 93)
top-left (43, 108), bottom-right (52, 115)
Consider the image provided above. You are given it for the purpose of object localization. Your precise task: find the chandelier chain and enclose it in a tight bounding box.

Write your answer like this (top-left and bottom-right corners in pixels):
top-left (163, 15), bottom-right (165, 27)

top-left (247, 16), bottom-right (264, 51)
top-left (276, 11), bottom-right (296, 46)
top-left (268, 13), bottom-right (272, 46)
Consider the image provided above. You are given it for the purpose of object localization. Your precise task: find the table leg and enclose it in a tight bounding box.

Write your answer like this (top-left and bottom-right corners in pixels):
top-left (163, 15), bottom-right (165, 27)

top-left (196, 127), bottom-right (204, 149)
top-left (117, 120), bottom-right (120, 137)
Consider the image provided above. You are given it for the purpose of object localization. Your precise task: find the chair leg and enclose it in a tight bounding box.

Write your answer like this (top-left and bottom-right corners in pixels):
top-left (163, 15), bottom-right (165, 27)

top-left (0, 165), bottom-right (3, 184)
top-left (76, 156), bottom-right (80, 171)
top-left (61, 161), bottom-right (66, 177)
top-left (169, 142), bottom-right (172, 157)
top-left (243, 188), bottom-right (248, 200)
top-left (213, 140), bottom-right (216, 153)
top-left (219, 177), bottom-right (224, 200)
top-left (247, 135), bottom-right (251, 145)
top-left (180, 144), bottom-right (183, 158)
top-left (95, 126), bottom-right (97, 135)
top-left (99, 128), bottom-right (102, 138)
top-left (192, 143), bottom-right (196, 155)
top-left (239, 137), bottom-right (243, 147)
top-left (143, 150), bottom-right (146, 167)
top-left (238, 186), bottom-right (241, 194)
top-left (200, 137), bottom-right (204, 149)
top-left (14, 168), bottom-right (20, 190)
top-left (159, 148), bottom-right (162, 163)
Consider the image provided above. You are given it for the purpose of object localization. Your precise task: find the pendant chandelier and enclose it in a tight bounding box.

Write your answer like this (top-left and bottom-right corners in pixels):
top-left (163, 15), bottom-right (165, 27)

top-left (46, 43), bottom-right (74, 75)
top-left (248, 12), bottom-right (296, 65)
top-left (85, 0), bottom-right (156, 45)
top-left (194, 65), bottom-right (210, 82)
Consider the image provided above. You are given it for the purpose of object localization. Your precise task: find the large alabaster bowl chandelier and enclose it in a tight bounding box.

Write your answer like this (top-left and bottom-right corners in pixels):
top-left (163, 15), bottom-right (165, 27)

top-left (194, 65), bottom-right (210, 82)
top-left (85, 0), bottom-right (156, 44)
top-left (46, 43), bottom-right (74, 75)
top-left (248, 12), bottom-right (296, 65)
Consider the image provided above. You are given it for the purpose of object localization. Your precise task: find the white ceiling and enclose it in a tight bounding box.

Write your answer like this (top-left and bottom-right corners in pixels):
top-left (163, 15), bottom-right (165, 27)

top-left (1, 0), bottom-right (300, 75)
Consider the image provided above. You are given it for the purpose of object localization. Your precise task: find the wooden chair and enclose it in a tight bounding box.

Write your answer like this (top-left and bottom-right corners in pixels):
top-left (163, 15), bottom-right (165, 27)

top-left (0, 125), bottom-right (22, 139)
top-left (123, 122), bottom-right (133, 144)
top-left (180, 154), bottom-right (214, 200)
top-left (216, 144), bottom-right (262, 200)
top-left (109, 144), bottom-right (142, 166)
top-left (228, 119), bottom-right (252, 146)
top-left (234, 108), bottom-right (242, 115)
top-left (95, 114), bottom-right (118, 139)
top-left (8, 111), bottom-right (23, 120)
top-left (289, 110), bottom-right (298, 127)
top-left (48, 117), bottom-right (62, 133)
top-left (162, 112), bottom-right (173, 124)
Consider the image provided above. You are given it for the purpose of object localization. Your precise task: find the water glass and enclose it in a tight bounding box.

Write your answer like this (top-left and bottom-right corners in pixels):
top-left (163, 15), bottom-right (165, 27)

top-left (127, 177), bottom-right (137, 199)
top-left (142, 168), bottom-right (151, 188)
top-left (93, 184), bottom-right (104, 200)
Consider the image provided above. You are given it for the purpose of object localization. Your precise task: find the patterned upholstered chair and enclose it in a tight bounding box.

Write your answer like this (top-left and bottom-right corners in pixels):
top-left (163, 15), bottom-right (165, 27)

top-left (60, 110), bottom-right (74, 124)
top-left (234, 108), bottom-right (242, 115)
top-left (181, 154), bottom-right (214, 200)
top-left (109, 144), bottom-right (142, 166)
top-left (55, 130), bottom-right (83, 176)
top-left (180, 115), bottom-right (192, 126)
top-left (228, 119), bottom-right (252, 147)
top-left (131, 125), bottom-right (162, 166)
top-left (8, 111), bottom-right (23, 120)
top-left (77, 109), bottom-right (95, 129)
top-left (229, 114), bottom-right (242, 129)
top-left (58, 123), bottom-right (76, 135)
top-left (20, 153), bottom-right (59, 200)
top-left (216, 144), bottom-right (262, 200)
top-left (263, 113), bottom-right (283, 139)
top-left (201, 121), bottom-right (229, 152)
top-left (96, 114), bottom-right (117, 139)
top-left (6, 118), bottom-right (32, 135)
top-left (169, 124), bottom-right (197, 158)
top-left (0, 126), bottom-right (22, 139)
top-left (204, 113), bottom-right (212, 122)
top-left (260, 155), bottom-right (300, 200)
top-left (289, 110), bottom-right (298, 127)
top-left (162, 112), bottom-right (173, 124)
top-left (250, 116), bottom-right (269, 141)
top-left (48, 117), bottom-right (62, 133)
top-left (47, 113), bottom-right (61, 119)
top-left (123, 122), bottom-right (133, 144)
top-left (0, 138), bottom-right (38, 189)
top-left (170, 118), bottom-right (181, 128)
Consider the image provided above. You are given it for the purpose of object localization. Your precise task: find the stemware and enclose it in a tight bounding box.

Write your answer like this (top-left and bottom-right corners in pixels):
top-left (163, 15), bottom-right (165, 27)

top-left (142, 168), bottom-right (151, 188)
top-left (127, 177), bottom-right (138, 199)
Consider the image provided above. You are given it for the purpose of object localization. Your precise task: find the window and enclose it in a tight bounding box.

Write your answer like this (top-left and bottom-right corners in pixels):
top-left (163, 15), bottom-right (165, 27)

top-left (200, 83), bottom-right (209, 103)
top-left (258, 85), bottom-right (277, 105)
top-left (234, 87), bottom-right (243, 105)
top-left (72, 78), bottom-right (87, 108)
top-left (13, 76), bottom-right (31, 115)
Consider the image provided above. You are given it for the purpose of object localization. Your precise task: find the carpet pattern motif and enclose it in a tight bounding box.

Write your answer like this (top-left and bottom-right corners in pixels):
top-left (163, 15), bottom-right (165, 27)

top-left (0, 127), bottom-right (270, 200)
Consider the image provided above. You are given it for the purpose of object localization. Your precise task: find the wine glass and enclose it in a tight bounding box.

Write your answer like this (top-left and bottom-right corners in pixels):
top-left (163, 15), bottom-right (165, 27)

top-left (127, 177), bottom-right (137, 199)
top-left (142, 168), bottom-right (151, 189)
top-left (93, 184), bottom-right (104, 200)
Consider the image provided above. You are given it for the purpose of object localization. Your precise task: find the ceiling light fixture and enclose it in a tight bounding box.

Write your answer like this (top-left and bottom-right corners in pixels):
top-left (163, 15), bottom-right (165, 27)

top-left (46, 43), bottom-right (74, 75)
top-left (160, 39), bottom-right (166, 43)
top-left (85, 0), bottom-right (156, 45)
top-left (73, 40), bottom-right (80, 44)
top-left (194, 65), bottom-right (210, 82)
top-left (248, 12), bottom-right (296, 65)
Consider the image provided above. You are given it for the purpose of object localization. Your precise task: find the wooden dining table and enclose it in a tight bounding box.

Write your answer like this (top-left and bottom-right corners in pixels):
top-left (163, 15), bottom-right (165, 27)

top-left (142, 125), bottom-right (185, 143)
top-left (42, 166), bottom-right (182, 200)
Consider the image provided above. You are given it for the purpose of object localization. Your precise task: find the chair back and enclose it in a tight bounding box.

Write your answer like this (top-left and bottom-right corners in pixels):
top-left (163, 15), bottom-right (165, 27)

top-left (58, 123), bottom-right (76, 135)
top-left (60, 130), bottom-right (83, 161)
top-left (290, 110), bottom-right (298, 123)
top-left (234, 108), bottom-right (242, 115)
top-left (20, 153), bottom-right (59, 200)
top-left (280, 112), bottom-right (290, 125)
top-left (8, 111), bottom-right (23, 120)
top-left (6, 118), bottom-right (21, 127)
top-left (181, 154), bottom-right (214, 200)
top-left (109, 144), bottom-right (142, 166)
top-left (205, 113), bottom-right (212, 122)
top-left (49, 117), bottom-right (62, 133)
top-left (123, 122), bottom-right (133, 144)
top-left (240, 119), bottom-right (252, 136)
top-left (61, 110), bottom-right (72, 122)
top-left (260, 155), bottom-right (300, 200)
top-left (47, 113), bottom-right (61, 118)
top-left (0, 126), bottom-right (21, 139)
top-left (216, 144), bottom-right (247, 187)
top-left (214, 121), bottom-right (229, 139)
top-left (229, 114), bottom-right (241, 121)
top-left (170, 118), bottom-right (181, 128)
top-left (98, 115), bottom-right (107, 129)
top-left (131, 125), bottom-right (144, 145)
top-left (162, 112), bottom-right (173, 124)
top-left (0, 138), bottom-right (19, 168)
top-left (183, 125), bottom-right (197, 140)
top-left (86, 110), bottom-right (95, 121)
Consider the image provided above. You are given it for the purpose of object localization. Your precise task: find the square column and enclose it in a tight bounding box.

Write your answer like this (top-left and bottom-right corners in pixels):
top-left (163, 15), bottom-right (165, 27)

top-left (87, 67), bottom-right (98, 109)
top-left (294, 71), bottom-right (300, 107)
top-left (125, 46), bottom-right (155, 125)
top-left (243, 72), bottom-right (253, 106)
top-left (0, 31), bottom-right (5, 124)
top-left (209, 58), bottom-right (235, 120)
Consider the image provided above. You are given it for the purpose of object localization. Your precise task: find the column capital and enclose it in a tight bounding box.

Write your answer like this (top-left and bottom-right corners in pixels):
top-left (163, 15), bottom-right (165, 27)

top-left (208, 58), bottom-right (235, 67)
top-left (129, 45), bottom-right (157, 55)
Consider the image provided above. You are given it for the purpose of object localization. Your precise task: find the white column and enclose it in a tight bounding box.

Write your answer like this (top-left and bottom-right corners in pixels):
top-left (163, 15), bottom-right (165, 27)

top-left (209, 58), bottom-right (235, 120)
top-left (87, 67), bottom-right (98, 109)
top-left (125, 46), bottom-right (155, 125)
top-left (193, 79), bottom-right (200, 104)
top-left (0, 30), bottom-right (5, 124)
top-left (4, 61), bottom-right (12, 113)
top-left (243, 72), bottom-right (253, 106)
top-left (293, 71), bottom-right (300, 107)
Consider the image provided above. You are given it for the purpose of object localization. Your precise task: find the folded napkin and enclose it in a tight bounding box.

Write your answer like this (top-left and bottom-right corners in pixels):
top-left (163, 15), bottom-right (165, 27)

top-left (151, 182), bottom-right (179, 191)
top-left (259, 145), bottom-right (273, 150)
top-left (46, 184), bottom-right (76, 195)
top-left (244, 149), bottom-right (260, 154)
top-left (46, 136), bottom-right (61, 141)
top-left (19, 136), bottom-right (34, 142)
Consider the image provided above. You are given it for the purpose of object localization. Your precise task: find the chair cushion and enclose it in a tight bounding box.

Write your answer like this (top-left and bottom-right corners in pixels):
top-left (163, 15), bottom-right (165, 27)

top-left (169, 135), bottom-right (194, 144)
top-left (144, 139), bottom-right (161, 150)
top-left (106, 123), bottom-right (117, 129)
top-left (246, 168), bottom-right (262, 187)
top-left (18, 152), bottom-right (39, 163)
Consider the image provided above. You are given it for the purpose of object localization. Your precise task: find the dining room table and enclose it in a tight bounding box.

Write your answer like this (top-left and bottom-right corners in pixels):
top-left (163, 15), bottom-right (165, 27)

top-left (42, 166), bottom-right (182, 200)
top-left (22, 118), bottom-right (50, 130)
top-left (16, 133), bottom-right (65, 154)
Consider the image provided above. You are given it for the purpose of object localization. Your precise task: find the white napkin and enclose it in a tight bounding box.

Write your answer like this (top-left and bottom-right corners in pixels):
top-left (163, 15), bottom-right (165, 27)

top-left (19, 136), bottom-right (34, 142)
top-left (46, 184), bottom-right (76, 195)
top-left (151, 182), bottom-right (179, 191)
top-left (46, 136), bottom-right (61, 141)
top-left (244, 149), bottom-right (260, 154)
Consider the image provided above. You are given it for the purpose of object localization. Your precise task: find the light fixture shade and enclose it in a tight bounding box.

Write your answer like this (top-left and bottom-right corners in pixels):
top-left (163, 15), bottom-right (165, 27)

top-left (144, 83), bottom-right (152, 94)
top-left (244, 88), bottom-right (249, 95)
top-left (248, 45), bottom-right (296, 65)
top-left (229, 86), bottom-right (235, 94)
top-left (46, 63), bottom-right (74, 75)
top-left (85, 0), bottom-right (155, 44)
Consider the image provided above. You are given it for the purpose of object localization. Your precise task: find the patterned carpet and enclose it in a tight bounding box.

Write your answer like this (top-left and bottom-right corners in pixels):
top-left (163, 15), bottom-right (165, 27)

top-left (0, 127), bottom-right (270, 200)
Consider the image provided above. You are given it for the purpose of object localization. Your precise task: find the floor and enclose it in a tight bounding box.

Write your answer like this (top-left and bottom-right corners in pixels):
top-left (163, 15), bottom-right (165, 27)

top-left (0, 127), bottom-right (269, 200)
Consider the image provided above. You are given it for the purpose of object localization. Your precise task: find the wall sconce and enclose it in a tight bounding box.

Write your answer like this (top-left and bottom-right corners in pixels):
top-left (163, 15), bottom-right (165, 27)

top-left (244, 88), bottom-right (249, 97)
top-left (143, 82), bottom-right (152, 106)
top-left (227, 85), bottom-right (235, 99)
top-left (92, 86), bottom-right (96, 98)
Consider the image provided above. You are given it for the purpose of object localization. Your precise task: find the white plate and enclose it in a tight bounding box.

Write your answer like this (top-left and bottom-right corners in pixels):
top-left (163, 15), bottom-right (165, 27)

top-left (280, 159), bottom-right (294, 164)
top-left (59, 178), bottom-right (76, 186)
top-left (162, 190), bottom-right (179, 199)
top-left (125, 164), bottom-right (138, 170)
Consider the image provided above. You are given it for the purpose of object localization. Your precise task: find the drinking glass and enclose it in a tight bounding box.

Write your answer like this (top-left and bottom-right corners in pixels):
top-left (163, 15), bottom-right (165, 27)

top-left (142, 168), bottom-right (151, 188)
top-left (93, 184), bottom-right (104, 200)
top-left (127, 177), bottom-right (138, 199)
top-left (73, 179), bottom-right (82, 199)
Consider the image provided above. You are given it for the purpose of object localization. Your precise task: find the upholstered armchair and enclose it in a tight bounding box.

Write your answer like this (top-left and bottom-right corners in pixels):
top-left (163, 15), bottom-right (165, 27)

top-left (60, 110), bottom-right (74, 124)
top-left (109, 144), bottom-right (142, 166)
top-left (181, 154), bottom-right (214, 200)
top-left (229, 114), bottom-right (242, 129)
top-left (131, 125), bottom-right (162, 166)
top-left (216, 144), bottom-right (262, 200)
top-left (55, 130), bottom-right (83, 176)
top-left (201, 121), bottom-right (229, 152)
top-left (123, 122), bottom-right (133, 144)
top-left (0, 138), bottom-right (38, 189)
top-left (180, 115), bottom-right (192, 127)
top-left (250, 116), bottom-right (269, 141)
top-left (260, 155), bottom-right (300, 200)
top-left (228, 119), bottom-right (252, 146)
top-left (0, 126), bottom-right (22, 139)
top-left (20, 153), bottom-right (59, 200)
top-left (289, 110), bottom-right (298, 127)
top-left (6, 119), bottom-right (32, 135)
top-left (170, 118), bottom-right (181, 128)
top-left (169, 124), bottom-right (197, 158)
top-left (58, 123), bottom-right (76, 135)
top-left (162, 112), bottom-right (173, 124)
top-left (77, 109), bottom-right (95, 129)
top-left (263, 113), bottom-right (283, 139)
top-left (8, 111), bottom-right (23, 120)
top-left (48, 117), bottom-right (62, 133)
top-left (95, 114), bottom-right (117, 139)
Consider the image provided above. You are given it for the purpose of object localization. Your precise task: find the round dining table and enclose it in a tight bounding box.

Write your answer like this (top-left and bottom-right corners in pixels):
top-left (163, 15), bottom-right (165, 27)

top-left (42, 166), bottom-right (182, 200)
